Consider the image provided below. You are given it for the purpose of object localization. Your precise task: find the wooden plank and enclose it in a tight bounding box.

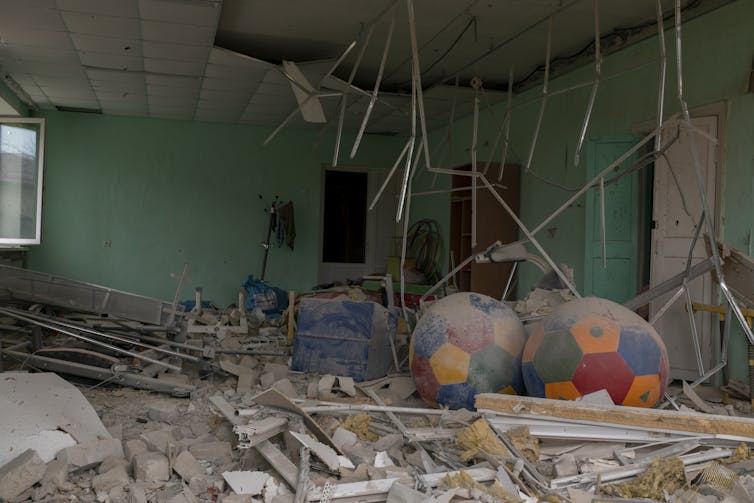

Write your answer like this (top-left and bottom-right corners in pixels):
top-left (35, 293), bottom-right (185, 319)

top-left (475, 393), bottom-right (754, 440)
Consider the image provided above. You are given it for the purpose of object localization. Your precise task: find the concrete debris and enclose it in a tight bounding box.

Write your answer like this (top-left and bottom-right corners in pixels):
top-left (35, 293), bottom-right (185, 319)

top-left (174, 450), bottom-right (205, 481)
top-left (6, 294), bottom-right (754, 503)
top-left (91, 465), bottom-right (130, 494)
top-left (222, 470), bottom-right (271, 495)
top-left (0, 449), bottom-right (47, 501)
top-left (57, 438), bottom-right (124, 471)
top-left (133, 452), bottom-right (170, 482)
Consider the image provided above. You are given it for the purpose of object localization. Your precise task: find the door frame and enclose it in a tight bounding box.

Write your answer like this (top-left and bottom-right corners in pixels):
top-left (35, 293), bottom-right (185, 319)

top-left (317, 163), bottom-right (397, 284)
top-left (583, 135), bottom-right (641, 302)
top-left (633, 103), bottom-right (727, 380)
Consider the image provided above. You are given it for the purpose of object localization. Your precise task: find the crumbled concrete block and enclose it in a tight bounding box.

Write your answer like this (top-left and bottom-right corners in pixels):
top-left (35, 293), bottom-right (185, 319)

top-left (173, 451), bottom-right (204, 481)
top-left (140, 429), bottom-right (176, 455)
top-left (129, 482), bottom-right (148, 503)
top-left (554, 454), bottom-right (578, 478)
top-left (374, 433), bottom-right (402, 451)
top-left (341, 445), bottom-right (376, 466)
top-left (317, 375), bottom-right (336, 398)
top-left (57, 438), bottom-right (124, 471)
top-left (263, 363), bottom-right (288, 381)
top-left (166, 486), bottom-right (198, 503)
top-left (239, 356), bottom-right (259, 369)
top-left (92, 465), bottom-right (130, 494)
top-left (97, 455), bottom-right (129, 474)
top-left (107, 423), bottom-right (124, 440)
top-left (332, 428), bottom-right (358, 450)
top-left (42, 459), bottom-right (68, 487)
top-left (0, 449), bottom-right (47, 501)
top-left (124, 439), bottom-right (149, 463)
top-left (188, 474), bottom-right (225, 495)
top-left (336, 376), bottom-right (356, 397)
top-left (189, 441), bottom-right (232, 465)
top-left (386, 481), bottom-right (433, 503)
top-left (147, 399), bottom-right (180, 423)
top-left (221, 495), bottom-right (252, 503)
top-left (339, 464), bottom-right (369, 483)
top-left (271, 378), bottom-right (297, 398)
top-left (260, 372), bottom-right (276, 389)
top-left (133, 452), bottom-right (170, 482)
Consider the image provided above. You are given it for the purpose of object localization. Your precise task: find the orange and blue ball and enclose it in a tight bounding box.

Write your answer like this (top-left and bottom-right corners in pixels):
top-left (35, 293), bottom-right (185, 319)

top-left (409, 292), bottom-right (526, 410)
top-left (522, 297), bottom-right (669, 407)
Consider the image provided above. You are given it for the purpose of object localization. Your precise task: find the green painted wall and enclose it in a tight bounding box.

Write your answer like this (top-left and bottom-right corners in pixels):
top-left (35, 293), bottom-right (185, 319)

top-left (411, 0), bottom-right (754, 379)
top-left (28, 111), bottom-right (403, 306)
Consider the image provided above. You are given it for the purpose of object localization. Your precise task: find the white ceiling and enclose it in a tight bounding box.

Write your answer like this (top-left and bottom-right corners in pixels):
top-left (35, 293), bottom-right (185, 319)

top-left (0, 0), bottom-right (727, 134)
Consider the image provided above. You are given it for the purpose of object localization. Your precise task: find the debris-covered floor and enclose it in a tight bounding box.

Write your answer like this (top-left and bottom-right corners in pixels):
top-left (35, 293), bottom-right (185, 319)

top-left (4, 319), bottom-right (754, 503)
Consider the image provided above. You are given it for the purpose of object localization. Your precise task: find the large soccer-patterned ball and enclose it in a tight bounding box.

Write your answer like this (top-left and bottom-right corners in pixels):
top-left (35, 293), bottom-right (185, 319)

top-left (409, 292), bottom-right (526, 410)
top-left (522, 297), bottom-right (669, 407)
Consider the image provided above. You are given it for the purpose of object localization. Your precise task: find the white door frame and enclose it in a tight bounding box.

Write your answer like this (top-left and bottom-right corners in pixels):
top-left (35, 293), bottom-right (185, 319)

top-left (634, 102), bottom-right (726, 380)
top-left (317, 164), bottom-right (397, 285)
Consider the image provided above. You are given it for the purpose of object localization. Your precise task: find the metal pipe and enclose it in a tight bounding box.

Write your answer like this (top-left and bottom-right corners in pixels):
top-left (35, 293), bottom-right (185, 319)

top-left (471, 83), bottom-right (480, 248)
top-left (683, 282), bottom-right (705, 376)
top-left (574, 0), bottom-right (601, 167)
top-left (525, 16), bottom-right (552, 172)
top-left (6, 308), bottom-right (199, 362)
top-left (421, 254), bottom-right (476, 302)
top-left (333, 26), bottom-right (375, 166)
top-left (655, 0), bottom-right (667, 152)
top-left (406, 0), bottom-right (432, 173)
top-left (431, 73), bottom-right (460, 188)
top-left (499, 66), bottom-right (514, 182)
top-left (350, 6), bottom-right (397, 159)
top-left (479, 174), bottom-right (581, 298)
top-left (369, 139), bottom-right (412, 211)
top-left (649, 286), bottom-right (685, 326)
top-left (531, 127), bottom-right (659, 237)
top-left (0, 307), bottom-right (181, 371)
top-left (396, 76), bottom-right (418, 223)
top-left (501, 262), bottom-right (518, 301)
top-left (599, 175), bottom-right (606, 268)
top-left (411, 182), bottom-right (508, 197)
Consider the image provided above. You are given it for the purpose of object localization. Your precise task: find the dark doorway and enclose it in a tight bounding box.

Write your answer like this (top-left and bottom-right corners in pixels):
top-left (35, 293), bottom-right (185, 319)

top-left (322, 170), bottom-right (368, 263)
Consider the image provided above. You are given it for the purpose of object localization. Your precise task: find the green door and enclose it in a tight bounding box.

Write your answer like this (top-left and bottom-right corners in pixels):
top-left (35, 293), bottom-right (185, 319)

top-left (583, 138), bottom-right (640, 303)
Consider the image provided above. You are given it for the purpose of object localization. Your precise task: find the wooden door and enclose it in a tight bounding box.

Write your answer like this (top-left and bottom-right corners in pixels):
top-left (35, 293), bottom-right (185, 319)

top-left (584, 137), bottom-right (641, 303)
top-left (449, 164), bottom-right (520, 299)
top-left (650, 116), bottom-right (718, 380)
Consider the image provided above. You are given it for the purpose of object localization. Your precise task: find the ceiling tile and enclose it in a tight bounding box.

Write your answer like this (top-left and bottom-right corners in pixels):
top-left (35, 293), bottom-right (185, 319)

top-left (138, 0), bottom-right (222, 27)
top-left (97, 95), bottom-right (148, 108)
top-left (71, 34), bottom-right (142, 56)
top-left (57, 0), bottom-right (138, 17)
top-left (0, 28), bottom-right (72, 49)
top-left (144, 58), bottom-right (205, 76)
top-left (101, 105), bottom-right (149, 117)
top-left (195, 99), bottom-right (244, 112)
top-left (61, 12), bottom-right (140, 38)
top-left (140, 20), bottom-right (215, 45)
top-left (0, 45), bottom-right (79, 65)
top-left (148, 94), bottom-right (197, 107)
top-left (142, 41), bottom-right (210, 62)
top-left (201, 77), bottom-right (261, 92)
top-left (91, 79), bottom-right (146, 94)
top-left (79, 52), bottom-right (145, 71)
top-left (146, 84), bottom-right (200, 98)
top-left (148, 103), bottom-right (193, 113)
top-left (145, 74), bottom-right (201, 88)
top-left (198, 89), bottom-right (249, 103)
top-left (86, 68), bottom-right (145, 84)
top-left (203, 63), bottom-right (267, 80)
top-left (0, 5), bottom-right (66, 31)
top-left (1, 61), bottom-right (85, 78)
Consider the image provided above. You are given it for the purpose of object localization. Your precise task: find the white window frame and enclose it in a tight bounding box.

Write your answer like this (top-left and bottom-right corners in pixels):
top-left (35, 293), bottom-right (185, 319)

top-left (0, 117), bottom-right (45, 246)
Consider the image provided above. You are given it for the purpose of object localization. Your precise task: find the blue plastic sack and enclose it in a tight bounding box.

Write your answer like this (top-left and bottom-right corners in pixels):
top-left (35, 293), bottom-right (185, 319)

top-left (242, 275), bottom-right (289, 316)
